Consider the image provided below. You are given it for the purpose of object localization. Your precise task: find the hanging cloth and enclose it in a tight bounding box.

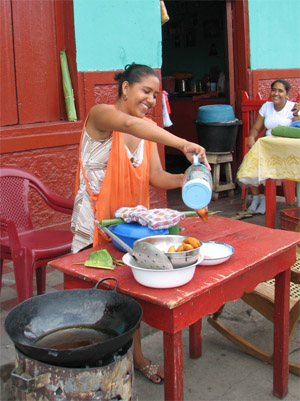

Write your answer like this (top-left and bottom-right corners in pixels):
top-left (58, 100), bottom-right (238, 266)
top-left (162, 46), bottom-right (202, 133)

top-left (74, 108), bottom-right (155, 247)
top-left (162, 90), bottom-right (173, 127)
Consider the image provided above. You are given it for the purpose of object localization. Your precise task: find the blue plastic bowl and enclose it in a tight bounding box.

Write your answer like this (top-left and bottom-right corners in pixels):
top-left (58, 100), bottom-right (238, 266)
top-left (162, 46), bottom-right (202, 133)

top-left (196, 104), bottom-right (235, 123)
top-left (110, 223), bottom-right (169, 252)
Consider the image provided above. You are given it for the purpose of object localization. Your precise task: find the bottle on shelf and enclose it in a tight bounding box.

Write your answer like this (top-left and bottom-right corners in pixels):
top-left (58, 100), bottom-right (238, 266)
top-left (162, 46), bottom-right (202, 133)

top-left (206, 77), bottom-right (211, 92)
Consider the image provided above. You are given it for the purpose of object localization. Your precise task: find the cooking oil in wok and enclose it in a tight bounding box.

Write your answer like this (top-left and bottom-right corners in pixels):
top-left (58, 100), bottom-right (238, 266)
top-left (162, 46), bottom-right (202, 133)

top-left (34, 324), bottom-right (119, 350)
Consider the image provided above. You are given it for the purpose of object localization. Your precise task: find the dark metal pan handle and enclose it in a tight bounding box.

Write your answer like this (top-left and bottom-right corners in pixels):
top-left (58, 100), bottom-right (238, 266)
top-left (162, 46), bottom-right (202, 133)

top-left (94, 277), bottom-right (118, 292)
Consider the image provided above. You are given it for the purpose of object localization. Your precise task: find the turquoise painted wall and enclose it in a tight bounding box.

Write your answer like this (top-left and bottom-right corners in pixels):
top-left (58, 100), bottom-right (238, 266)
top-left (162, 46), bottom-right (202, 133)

top-left (248, 0), bottom-right (300, 69)
top-left (73, 0), bottom-right (161, 71)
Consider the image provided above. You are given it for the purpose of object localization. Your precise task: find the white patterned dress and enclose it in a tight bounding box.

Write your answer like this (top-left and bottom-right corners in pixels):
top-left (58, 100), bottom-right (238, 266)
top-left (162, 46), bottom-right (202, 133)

top-left (71, 128), bottom-right (144, 253)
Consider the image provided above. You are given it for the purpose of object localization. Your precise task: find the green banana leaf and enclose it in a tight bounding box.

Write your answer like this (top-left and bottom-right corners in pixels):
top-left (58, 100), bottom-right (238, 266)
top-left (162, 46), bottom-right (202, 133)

top-left (60, 49), bottom-right (77, 121)
top-left (84, 249), bottom-right (114, 269)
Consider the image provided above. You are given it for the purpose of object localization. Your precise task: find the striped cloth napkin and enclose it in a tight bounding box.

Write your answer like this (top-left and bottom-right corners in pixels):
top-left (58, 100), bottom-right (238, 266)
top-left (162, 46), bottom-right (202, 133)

top-left (114, 205), bottom-right (185, 229)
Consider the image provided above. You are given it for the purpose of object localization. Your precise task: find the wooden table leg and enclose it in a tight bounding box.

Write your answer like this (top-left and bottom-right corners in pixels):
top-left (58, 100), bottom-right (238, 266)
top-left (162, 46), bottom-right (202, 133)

top-left (163, 331), bottom-right (184, 401)
top-left (265, 179), bottom-right (276, 228)
top-left (273, 268), bottom-right (290, 398)
top-left (189, 318), bottom-right (202, 358)
top-left (282, 180), bottom-right (296, 206)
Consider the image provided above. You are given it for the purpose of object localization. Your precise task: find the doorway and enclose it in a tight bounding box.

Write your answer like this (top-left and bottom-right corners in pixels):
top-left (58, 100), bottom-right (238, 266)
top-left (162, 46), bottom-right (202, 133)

top-left (161, 0), bottom-right (234, 106)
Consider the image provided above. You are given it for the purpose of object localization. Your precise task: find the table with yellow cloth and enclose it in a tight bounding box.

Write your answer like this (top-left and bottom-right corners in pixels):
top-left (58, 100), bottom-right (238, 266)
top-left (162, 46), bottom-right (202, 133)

top-left (237, 136), bottom-right (300, 185)
top-left (236, 136), bottom-right (300, 227)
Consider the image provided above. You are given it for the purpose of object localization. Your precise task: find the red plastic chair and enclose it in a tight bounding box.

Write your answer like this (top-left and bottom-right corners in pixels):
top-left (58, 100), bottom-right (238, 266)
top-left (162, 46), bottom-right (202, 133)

top-left (0, 167), bottom-right (74, 303)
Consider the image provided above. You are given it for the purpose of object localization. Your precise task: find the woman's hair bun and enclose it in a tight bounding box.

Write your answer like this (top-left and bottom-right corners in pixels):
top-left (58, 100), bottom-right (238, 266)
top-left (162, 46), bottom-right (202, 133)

top-left (114, 62), bottom-right (160, 98)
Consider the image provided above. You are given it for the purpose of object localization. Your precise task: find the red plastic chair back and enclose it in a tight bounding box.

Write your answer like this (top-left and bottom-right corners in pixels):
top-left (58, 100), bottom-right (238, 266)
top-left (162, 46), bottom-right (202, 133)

top-left (0, 167), bottom-right (74, 303)
top-left (0, 174), bottom-right (33, 233)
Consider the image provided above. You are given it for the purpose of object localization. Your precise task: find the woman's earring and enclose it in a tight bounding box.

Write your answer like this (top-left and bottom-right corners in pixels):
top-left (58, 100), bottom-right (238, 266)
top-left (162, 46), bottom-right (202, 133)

top-left (123, 95), bottom-right (128, 101)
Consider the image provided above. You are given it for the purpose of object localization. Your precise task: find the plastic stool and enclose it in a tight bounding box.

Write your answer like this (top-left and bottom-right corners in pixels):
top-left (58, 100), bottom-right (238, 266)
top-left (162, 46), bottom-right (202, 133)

top-left (206, 152), bottom-right (235, 200)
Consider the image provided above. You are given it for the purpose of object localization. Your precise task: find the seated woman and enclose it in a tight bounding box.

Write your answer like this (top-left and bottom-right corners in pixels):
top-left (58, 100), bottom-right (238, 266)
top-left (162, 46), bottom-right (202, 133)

top-left (246, 79), bottom-right (300, 214)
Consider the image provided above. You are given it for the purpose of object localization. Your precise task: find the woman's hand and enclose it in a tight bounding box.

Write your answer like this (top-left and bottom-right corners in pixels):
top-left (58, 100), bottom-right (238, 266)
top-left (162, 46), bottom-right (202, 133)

top-left (292, 102), bottom-right (300, 116)
top-left (292, 102), bottom-right (300, 121)
top-left (182, 141), bottom-right (211, 170)
top-left (247, 135), bottom-right (256, 149)
top-left (247, 114), bottom-right (265, 149)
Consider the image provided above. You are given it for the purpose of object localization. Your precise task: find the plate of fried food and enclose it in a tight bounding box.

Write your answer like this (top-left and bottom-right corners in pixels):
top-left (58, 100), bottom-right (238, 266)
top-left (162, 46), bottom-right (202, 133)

top-left (134, 235), bottom-right (202, 268)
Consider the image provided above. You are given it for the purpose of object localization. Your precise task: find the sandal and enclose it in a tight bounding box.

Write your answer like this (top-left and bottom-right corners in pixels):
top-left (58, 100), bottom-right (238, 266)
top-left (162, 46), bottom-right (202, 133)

top-left (136, 360), bottom-right (164, 384)
top-left (232, 210), bottom-right (254, 220)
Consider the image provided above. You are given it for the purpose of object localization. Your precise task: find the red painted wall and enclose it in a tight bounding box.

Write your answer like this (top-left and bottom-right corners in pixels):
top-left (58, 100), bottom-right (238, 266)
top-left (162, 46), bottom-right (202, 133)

top-left (0, 0), bottom-right (81, 231)
top-left (252, 69), bottom-right (300, 100)
top-left (0, 146), bottom-right (78, 230)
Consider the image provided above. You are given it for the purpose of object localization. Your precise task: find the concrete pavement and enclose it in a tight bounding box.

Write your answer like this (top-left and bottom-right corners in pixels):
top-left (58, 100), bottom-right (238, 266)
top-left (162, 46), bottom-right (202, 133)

top-left (134, 302), bottom-right (300, 401)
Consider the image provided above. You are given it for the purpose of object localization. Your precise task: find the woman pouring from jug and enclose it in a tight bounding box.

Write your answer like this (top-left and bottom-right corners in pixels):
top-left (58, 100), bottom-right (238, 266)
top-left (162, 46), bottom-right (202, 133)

top-left (71, 63), bottom-right (210, 384)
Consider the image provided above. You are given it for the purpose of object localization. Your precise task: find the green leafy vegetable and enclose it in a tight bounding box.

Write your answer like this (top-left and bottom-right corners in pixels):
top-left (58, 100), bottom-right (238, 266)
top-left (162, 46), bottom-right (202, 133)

top-left (84, 249), bottom-right (115, 269)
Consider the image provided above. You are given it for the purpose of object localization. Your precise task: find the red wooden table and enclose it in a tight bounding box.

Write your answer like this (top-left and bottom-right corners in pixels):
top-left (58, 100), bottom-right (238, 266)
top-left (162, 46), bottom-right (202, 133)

top-left (49, 216), bottom-right (299, 401)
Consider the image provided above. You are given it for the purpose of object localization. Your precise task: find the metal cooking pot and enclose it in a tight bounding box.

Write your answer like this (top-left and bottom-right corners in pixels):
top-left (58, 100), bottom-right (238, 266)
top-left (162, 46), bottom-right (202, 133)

top-left (5, 278), bottom-right (142, 367)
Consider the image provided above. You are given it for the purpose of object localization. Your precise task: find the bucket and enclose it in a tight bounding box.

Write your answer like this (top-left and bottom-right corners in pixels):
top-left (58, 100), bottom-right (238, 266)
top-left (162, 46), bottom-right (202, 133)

top-left (182, 154), bottom-right (212, 209)
top-left (194, 120), bottom-right (242, 152)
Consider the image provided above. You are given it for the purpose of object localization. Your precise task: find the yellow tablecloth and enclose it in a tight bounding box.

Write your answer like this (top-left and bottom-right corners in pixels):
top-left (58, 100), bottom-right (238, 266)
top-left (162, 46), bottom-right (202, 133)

top-left (237, 136), bottom-right (300, 187)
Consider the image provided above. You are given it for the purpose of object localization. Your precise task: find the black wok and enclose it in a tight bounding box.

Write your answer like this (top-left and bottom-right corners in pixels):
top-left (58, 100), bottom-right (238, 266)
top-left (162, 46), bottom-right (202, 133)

top-left (5, 278), bottom-right (142, 367)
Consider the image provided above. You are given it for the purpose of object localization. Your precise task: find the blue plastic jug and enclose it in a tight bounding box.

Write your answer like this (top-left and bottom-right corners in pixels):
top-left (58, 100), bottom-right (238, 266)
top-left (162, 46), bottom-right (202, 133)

top-left (182, 154), bottom-right (212, 209)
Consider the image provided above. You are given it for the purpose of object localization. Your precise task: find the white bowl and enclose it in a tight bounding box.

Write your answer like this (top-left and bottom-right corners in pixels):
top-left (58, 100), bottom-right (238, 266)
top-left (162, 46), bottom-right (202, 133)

top-left (199, 241), bottom-right (234, 266)
top-left (122, 253), bottom-right (204, 289)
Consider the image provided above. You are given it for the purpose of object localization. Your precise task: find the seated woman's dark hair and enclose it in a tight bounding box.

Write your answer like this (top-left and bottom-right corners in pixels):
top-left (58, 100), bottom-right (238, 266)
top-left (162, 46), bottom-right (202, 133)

top-left (271, 79), bottom-right (291, 94)
top-left (114, 62), bottom-right (160, 98)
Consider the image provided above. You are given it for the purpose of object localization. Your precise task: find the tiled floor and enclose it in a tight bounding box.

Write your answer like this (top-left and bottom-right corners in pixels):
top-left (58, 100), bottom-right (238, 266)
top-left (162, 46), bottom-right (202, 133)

top-left (0, 262), bottom-right (65, 312)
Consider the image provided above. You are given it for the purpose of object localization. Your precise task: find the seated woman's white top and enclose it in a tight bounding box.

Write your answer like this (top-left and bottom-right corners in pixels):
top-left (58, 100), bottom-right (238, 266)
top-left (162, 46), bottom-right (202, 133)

top-left (259, 100), bottom-right (295, 136)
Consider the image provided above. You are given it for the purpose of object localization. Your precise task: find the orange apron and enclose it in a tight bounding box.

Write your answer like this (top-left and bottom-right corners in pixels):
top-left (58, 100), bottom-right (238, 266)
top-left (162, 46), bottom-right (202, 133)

top-left (75, 112), bottom-right (155, 247)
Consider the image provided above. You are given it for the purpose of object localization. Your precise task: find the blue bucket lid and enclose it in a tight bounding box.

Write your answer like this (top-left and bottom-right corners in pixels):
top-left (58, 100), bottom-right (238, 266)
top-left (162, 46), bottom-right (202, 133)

top-left (182, 181), bottom-right (212, 209)
top-left (196, 104), bottom-right (235, 123)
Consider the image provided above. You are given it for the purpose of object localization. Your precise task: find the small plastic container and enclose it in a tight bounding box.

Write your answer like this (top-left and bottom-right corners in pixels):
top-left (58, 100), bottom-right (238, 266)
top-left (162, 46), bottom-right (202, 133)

top-left (280, 207), bottom-right (300, 231)
top-left (182, 154), bottom-right (212, 209)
